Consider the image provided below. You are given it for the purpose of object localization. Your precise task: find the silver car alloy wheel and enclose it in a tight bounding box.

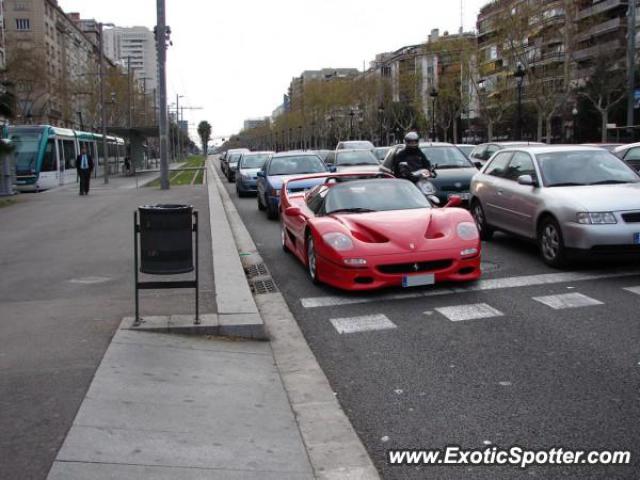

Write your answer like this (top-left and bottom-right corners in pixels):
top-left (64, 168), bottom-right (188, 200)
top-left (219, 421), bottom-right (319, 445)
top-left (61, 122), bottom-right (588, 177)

top-left (473, 203), bottom-right (484, 232)
top-left (541, 224), bottom-right (560, 260)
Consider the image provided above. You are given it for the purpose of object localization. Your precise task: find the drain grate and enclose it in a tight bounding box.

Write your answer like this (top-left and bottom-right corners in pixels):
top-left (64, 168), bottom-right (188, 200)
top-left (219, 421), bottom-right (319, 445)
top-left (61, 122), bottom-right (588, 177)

top-left (245, 263), bottom-right (269, 278)
top-left (250, 278), bottom-right (278, 295)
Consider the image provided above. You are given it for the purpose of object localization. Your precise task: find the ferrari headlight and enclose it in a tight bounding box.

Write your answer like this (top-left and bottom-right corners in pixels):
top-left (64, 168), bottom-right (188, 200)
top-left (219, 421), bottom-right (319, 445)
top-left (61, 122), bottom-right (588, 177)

top-left (322, 232), bottom-right (354, 251)
top-left (576, 212), bottom-right (617, 224)
top-left (457, 222), bottom-right (479, 240)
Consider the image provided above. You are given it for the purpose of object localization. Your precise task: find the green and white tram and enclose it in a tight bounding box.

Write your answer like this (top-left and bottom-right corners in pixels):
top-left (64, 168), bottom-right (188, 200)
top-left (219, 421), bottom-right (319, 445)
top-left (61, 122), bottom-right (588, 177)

top-left (7, 125), bottom-right (125, 192)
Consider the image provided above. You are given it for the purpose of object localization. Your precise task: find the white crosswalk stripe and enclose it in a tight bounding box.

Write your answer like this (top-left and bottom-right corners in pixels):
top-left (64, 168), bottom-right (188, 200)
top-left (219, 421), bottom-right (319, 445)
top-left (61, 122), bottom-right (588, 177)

top-left (300, 269), bottom-right (640, 309)
top-left (623, 286), bottom-right (640, 296)
top-left (330, 314), bottom-right (397, 334)
top-left (532, 292), bottom-right (603, 310)
top-left (435, 303), bottom-right (504, 322)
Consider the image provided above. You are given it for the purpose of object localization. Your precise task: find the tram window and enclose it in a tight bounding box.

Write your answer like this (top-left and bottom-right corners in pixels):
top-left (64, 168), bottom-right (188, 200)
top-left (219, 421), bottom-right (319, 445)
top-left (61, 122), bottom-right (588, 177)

top-left (63, 140), bottom-right (76, 168)
top-left (41, 139), bottom-right (56, 172)
top-left (97, 142), bottom-right (104, 164)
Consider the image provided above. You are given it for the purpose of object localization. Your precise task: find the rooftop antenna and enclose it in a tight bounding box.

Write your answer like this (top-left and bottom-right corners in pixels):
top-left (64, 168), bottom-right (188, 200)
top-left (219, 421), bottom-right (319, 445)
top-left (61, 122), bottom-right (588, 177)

top-left (460, 0), bottom-right (464, 33)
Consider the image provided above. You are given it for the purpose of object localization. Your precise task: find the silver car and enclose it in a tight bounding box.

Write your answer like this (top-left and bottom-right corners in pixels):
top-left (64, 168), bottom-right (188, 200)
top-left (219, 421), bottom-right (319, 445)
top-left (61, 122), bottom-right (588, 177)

top-left (470, 146), bottom-right (640, 267)
top-left (612, 142), bottom-right (640, 173)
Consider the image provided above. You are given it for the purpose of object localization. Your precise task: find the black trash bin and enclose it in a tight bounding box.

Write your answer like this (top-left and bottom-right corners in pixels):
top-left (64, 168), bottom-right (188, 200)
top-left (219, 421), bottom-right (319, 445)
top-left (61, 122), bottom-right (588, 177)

top-left (138, 204), bottom-right (194, 274)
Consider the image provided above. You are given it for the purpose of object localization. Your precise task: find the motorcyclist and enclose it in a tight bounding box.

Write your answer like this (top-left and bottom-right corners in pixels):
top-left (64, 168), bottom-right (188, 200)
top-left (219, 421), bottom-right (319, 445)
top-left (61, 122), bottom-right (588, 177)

top-left (383, 132), bottom-right (432, 180)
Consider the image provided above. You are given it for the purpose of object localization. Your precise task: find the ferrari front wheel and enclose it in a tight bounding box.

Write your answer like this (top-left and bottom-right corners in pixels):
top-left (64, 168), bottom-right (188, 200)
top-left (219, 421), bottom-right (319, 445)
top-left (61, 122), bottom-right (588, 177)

top-left (306, 234), bottom-right (320, 284)
top-left (281, 223), bottom-right (290, 253)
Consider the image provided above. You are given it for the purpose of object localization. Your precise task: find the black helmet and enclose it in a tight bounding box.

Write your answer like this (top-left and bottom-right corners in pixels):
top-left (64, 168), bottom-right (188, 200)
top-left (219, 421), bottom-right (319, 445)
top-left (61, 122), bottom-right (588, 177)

top-left (404, 131), bottom-right (419, 148)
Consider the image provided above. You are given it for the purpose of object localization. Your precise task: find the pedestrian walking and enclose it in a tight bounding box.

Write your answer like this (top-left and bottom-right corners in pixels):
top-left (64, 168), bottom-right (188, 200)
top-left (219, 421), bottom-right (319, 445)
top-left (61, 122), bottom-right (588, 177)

top-left (76, 146), bottom-right (94, 195)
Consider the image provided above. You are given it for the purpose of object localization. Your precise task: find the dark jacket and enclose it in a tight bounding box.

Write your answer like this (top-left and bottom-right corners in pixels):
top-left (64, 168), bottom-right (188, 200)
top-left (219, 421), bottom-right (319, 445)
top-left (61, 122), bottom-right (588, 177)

top-left (76, 153), bottom-right (94, 172)
top-left (384, 146), bottom-right (431, 178)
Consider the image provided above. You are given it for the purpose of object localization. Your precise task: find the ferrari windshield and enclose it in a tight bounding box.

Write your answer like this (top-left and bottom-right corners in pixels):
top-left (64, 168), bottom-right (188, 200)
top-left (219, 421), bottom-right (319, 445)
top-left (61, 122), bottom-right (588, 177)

top-left (537, 150), bottom-right (640, 187)
top-left (324, 179), bottom-right (430, 214)
top-left (268, 155), bottom-right (327, 175)
top-left (335, 150), bottom-right (379, 166)
top-left (420, 146), bottom-right (473, 169)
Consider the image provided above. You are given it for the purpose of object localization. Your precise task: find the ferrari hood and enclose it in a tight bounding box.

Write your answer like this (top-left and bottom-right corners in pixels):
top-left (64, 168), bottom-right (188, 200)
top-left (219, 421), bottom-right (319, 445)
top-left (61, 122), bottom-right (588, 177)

top-left (330, 209), bottom-right (441, 252)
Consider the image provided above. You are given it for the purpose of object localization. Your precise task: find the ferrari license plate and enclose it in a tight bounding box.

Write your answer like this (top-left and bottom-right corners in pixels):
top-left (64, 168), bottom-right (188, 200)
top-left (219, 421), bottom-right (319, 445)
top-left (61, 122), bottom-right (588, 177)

top-left (634, 233), bottom-right (640, 245)
top-left (402, 273), bottom-right (435, 288)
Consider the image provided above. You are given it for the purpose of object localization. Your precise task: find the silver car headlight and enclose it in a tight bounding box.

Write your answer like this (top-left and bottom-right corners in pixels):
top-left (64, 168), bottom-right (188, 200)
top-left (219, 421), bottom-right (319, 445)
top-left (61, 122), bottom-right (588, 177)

top-left (576, 212), bottom-right (617, 225)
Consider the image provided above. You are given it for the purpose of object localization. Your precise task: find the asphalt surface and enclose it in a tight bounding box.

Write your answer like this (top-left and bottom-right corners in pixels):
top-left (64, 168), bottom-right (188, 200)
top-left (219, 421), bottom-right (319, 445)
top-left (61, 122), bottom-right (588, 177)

top-left (0, 176), bottom-right (214, 480)
top-left (218, 161), bottom-right (640, 480)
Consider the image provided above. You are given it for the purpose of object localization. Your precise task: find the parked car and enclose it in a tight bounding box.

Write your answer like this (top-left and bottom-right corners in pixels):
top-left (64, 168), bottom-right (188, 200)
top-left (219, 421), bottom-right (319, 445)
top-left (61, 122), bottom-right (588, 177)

top-left (456, 144), bottom-right (475, 158)
top-left (279, 172), bottom-right (480, 290)
top-left (324, 149), bottom-right (380, 173)
top-left (235, 151), bottom-right (273, 197)
top-left (612, 143), bottom-right (640, 173)
top-left (469, 142), bottom-right (544, 165)
top-left (470, 145), bottom-right (640, 267)
top-left (372, 146), bottom-right (392, 163)
top-left (581, 143), bottom-right (624, 152)
top-left (336, 140), bottom-right (375, 151)
top-left (220, 148), bottom-right (249, 178)
top-left (312, 150), bottom-right (332, 164)
top-left (257, 151), bottom-right (329, 219)
top-left (381, 142), bottom-right (479, 206)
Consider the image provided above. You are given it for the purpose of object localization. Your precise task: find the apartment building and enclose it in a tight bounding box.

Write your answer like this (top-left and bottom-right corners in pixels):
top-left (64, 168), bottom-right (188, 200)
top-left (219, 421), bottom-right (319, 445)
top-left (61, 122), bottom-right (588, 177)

top-left (0, 0), bottom-right (6, 71)
top-left (288, 68), bottom-right (360, 110)
top-left (4, 0), bottom-right (102, 127)
top-left (103, 26), bottom-right (158, 94)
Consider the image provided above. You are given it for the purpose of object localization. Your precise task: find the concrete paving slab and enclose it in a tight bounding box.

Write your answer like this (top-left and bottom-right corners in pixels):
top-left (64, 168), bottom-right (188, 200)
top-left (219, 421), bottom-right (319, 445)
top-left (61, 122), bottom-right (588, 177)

top-left (48, 330), bottom-right (313, 479)
top-left (48, 462), bottom-right (312, 480)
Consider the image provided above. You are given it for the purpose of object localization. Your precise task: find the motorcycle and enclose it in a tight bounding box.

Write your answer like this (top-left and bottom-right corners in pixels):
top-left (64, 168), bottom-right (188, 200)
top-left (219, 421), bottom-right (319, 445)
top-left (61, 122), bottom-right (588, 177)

top-left (397, 162), bottom-right (441, 204)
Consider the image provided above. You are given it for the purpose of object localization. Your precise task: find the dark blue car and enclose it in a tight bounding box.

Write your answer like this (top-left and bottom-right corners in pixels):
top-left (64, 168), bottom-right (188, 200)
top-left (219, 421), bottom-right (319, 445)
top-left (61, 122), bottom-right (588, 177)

top-left (257, 152), bottom-right (329, 219)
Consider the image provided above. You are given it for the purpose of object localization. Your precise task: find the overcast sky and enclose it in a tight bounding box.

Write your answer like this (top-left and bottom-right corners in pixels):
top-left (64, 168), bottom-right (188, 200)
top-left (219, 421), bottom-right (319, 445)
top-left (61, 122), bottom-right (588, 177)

top-left (59, 0), bottom-right (487, 142)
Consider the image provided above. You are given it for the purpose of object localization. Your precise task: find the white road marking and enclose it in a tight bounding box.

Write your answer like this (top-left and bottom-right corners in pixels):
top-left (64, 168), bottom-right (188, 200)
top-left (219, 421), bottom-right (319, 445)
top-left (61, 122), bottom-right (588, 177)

top-left (300, 269), bottom-right (640, 309)
top-left (533, 292), bottom-right (603, 310)
top-left (623, 286), bottom-right (640, 296)
top-left (329, 314), bottom-right (397, 334)
top-left (69, 276), bottom-right (112, 284)
top-left (435, 303), bottom-right (504, 322)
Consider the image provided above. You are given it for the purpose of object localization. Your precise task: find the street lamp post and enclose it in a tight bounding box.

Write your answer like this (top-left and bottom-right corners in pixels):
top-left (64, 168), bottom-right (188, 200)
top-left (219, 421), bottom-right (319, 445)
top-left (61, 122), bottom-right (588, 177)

top-left (298, 125), bottom-right (303, 150)
top-left (349, 109), bottom-right (355, 140)
top-left (572, 107), bottom-right (578, 144)
top-left (514, 63), bottom-right (526, 141)
top-left (378, 103), bottom-right (385, 146)
top-left (430, 88), bottom-right (438, 141)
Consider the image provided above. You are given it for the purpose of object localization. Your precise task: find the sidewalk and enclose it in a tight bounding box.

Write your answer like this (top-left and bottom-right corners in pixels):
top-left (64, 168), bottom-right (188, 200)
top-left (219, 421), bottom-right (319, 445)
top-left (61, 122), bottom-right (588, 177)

top-left (43, 160), bottom-right (315, 479)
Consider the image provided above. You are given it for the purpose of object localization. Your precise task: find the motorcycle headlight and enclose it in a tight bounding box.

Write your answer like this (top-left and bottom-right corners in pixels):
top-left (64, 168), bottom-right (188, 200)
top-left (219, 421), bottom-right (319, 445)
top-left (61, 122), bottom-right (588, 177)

top-left (322, 232), bottom-right (354, 251)
top-left (576, 212), bottom-right (617, 224)
top-left (418, 180), bottom-right (437, 195)
top-left (457, 222), bottom-right (479, 240)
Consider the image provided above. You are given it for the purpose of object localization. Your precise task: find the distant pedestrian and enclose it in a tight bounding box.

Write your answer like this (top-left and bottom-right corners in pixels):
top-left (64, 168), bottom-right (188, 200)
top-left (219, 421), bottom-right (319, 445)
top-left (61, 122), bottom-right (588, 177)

top-left (124, 156), bottom-right (131, 175)
top-left (76, 146), bottom-right (94, 195)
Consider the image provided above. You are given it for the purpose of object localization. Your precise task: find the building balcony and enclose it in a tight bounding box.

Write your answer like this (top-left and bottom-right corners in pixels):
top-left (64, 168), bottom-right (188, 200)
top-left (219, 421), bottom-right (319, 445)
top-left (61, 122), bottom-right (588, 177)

top-left (575, 17), bottom-right (622, 43)
top-left (573, 39), bottom-right (622, 61)
top-left (576, 0), bottom-right (628, 21)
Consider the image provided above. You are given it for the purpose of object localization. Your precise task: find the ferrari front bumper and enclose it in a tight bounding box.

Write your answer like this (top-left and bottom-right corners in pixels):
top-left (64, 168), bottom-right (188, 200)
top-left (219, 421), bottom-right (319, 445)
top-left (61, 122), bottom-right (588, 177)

top-left (316, 248), bottom-right (481, 291)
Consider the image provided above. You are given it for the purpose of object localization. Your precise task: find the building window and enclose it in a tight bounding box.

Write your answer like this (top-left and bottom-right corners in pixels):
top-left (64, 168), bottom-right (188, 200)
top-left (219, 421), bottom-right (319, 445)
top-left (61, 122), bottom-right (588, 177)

top-left (16, 18), bottom-right (31, 30)
top-left (14, 1), bottom-right (30, 11)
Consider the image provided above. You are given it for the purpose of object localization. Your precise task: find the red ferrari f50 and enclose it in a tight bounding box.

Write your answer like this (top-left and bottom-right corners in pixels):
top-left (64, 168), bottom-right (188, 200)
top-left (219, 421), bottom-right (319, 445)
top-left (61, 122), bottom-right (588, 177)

top-left (279, 173), bottom-right (481, 291)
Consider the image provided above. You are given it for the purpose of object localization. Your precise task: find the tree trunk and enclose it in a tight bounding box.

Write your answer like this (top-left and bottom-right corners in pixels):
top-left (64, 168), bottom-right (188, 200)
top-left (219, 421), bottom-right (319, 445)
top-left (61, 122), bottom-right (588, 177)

top-left (453, 119), bottom-right (459, 144)
top-left (601, 109), bottom-right (608, 142)
top-left (537, 114), bottom-right (544, 142)
top-left (487, 120), bottom-right (494, 142)
top-left (545, 114), bottom-right (553, 144)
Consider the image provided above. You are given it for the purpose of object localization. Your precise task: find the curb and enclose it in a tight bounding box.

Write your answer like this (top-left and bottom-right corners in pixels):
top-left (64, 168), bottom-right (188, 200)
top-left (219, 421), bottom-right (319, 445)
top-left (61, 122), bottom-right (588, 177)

top-left (209, 156), bottom-right (380, 480)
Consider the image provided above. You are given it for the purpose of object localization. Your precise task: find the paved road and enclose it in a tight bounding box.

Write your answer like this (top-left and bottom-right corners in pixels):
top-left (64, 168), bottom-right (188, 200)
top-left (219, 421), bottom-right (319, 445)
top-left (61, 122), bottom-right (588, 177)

top-left (218, 162), bottom-right (640, 480)
top-left (0, 177), bottom-right (214, 480)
